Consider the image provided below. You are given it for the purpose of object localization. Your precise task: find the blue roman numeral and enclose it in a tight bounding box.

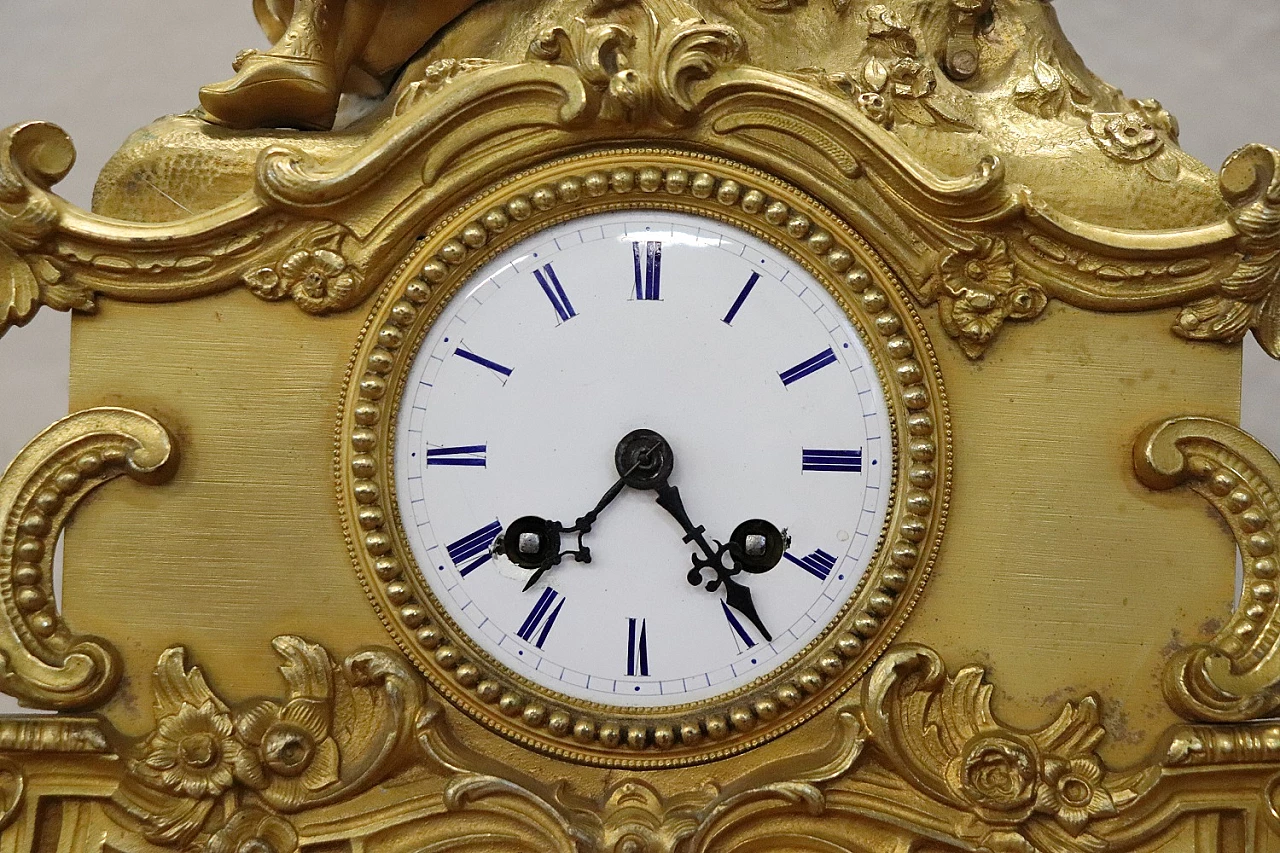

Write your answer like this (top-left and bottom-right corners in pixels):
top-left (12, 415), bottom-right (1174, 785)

top-left (722, 601), bottom-right (758, 650)
top-left (722, 272), bottom-right (760, 326)
top-left (454, 347), bottom-right (514, 380)
top-left (447, 520), bottom-right (502, 576)
top-left (779, 348), bottom-right (839, 386)
top-left (785, 548), bottom-right (838, 581)
top-left (802, 449), bottom-right (863, 473)
top-left (633, 241), bottom-right (662, 300)
top-left (534, 263), bottom-right (576, 323)
top-left (517, 587), bottom-right (565, 648)
top-left (627, 618), bottom-right (650, 677)
top-left (426, 445), bottom-right (487, 467)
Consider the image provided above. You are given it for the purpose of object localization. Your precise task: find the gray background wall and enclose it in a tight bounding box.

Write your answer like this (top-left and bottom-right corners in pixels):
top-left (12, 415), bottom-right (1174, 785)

top-left (0, 2), bottom-right (1277, 712)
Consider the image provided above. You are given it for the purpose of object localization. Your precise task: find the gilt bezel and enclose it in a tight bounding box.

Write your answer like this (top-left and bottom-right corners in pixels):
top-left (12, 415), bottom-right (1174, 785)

top-left (337, 150), bottom-right (951, 767)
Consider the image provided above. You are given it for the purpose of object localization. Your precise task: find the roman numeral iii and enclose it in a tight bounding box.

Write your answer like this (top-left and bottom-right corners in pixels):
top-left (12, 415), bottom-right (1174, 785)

top-left (627, 617), bottom-right (650, 677)
top-left (517, 588), bottom-right (565, 648)
top-left (802, 449), bottom-right (863, 473)
top-left (632, 241), bottom-right (662, 300)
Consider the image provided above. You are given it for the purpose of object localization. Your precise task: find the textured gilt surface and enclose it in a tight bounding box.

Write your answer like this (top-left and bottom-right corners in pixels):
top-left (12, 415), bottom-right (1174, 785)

top-left (0, 0), bottom-right (1278, 849)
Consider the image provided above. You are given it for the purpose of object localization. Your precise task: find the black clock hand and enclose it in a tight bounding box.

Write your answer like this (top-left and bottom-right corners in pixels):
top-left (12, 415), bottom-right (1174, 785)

top-left (502, 436), bottom-right (664, 589)
top-left (514, 475), bottom-right (627, 592)
top-left (653, 481), bottom-right (775, 642)
top-left (623, 429), bottom-right (781, 643)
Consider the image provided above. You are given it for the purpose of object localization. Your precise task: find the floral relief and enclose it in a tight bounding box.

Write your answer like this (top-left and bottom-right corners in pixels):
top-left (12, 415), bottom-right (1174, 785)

top-left (863, 645), bottom-right (1126, 851)
top-left (953, 735), bottom-right (1039, 822)
top-left (797, 5), bottom-right (972, 133)
top-left (111, 636), bottom-right (426, 851)
top-left (932, 237), bottom-right (1047, 358)
top-left (1087, 101), bottom-right (1181, 183)
top-left (1035, 755), bottom-right (1116, 836)
top-left (138, 701), bottom-right (250, 800)
top-left (234, 694), bottom-right (341, 808)
top-left (243, 227), bottom-right (362, 314)
top-left (205, 808), bottom-right (298, 853)
top-left (1013, 39), bottom-right (1094, 120)
top-left (1088, 112), bottom-right (1162, 163)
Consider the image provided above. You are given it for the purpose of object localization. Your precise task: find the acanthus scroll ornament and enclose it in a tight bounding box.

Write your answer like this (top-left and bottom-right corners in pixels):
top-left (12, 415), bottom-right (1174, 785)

top-left (1176, 144), bottom-right (1280, 357)
top-left (111, 635), bottom-right (427, 851)
top-left (0, 121), bottom-right (371, 339)
top-left (3, 7), bottom-right (1280, 364)
top-left (528, 0), bottom-right (744, 126)
top-left (861, 644), bottom-right (1133, 852)
top-left (4, 634), bottom-right (1280, 851)
top-left (423, 702), bottom-right (869, 853)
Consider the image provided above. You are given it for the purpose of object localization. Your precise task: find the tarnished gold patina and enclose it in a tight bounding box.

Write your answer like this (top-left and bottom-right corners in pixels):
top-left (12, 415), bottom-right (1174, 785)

top-left (3, 0), bottom-right (1280, 849)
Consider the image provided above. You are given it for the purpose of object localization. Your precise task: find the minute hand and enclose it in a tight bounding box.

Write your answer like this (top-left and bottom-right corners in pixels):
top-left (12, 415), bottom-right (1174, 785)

top-left (652, 483), bottom-right (773, 643)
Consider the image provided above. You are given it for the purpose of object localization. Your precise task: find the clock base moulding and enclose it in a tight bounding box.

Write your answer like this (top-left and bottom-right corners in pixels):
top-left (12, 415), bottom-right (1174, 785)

top-left (1, 0), bottom-right (1279, 849)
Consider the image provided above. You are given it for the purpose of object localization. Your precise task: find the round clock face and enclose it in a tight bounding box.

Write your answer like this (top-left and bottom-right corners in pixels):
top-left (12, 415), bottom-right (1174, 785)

top-left (393, 209), bottom-right (893, 708)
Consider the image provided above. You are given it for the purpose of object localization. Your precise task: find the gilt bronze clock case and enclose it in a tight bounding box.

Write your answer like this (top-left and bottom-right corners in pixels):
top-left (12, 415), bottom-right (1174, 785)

top-left (1, 0), bottom-right (1279, 850)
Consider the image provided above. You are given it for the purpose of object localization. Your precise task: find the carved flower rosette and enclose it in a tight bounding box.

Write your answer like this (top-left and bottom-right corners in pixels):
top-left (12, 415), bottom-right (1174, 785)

top-left (111, 637), bottom-right (426, 851)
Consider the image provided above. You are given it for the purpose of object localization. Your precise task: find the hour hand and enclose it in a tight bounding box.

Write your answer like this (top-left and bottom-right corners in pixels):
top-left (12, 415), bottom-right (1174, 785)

top-left (498, 458), bottom-right (639, 588)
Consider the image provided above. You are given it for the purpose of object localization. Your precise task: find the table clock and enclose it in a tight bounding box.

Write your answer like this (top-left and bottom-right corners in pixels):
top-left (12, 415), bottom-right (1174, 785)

top-left (1, 0), bottom-right (1278, 849)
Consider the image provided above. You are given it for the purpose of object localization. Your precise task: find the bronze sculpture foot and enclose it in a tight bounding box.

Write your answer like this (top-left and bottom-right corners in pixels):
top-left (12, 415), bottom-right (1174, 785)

top-left (199, 50), bottom-right (340, 131)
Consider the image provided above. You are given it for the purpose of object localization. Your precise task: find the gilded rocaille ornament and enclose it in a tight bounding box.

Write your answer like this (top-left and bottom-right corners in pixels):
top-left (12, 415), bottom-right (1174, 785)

top-left (3, 0), bottom-right (1280, 850)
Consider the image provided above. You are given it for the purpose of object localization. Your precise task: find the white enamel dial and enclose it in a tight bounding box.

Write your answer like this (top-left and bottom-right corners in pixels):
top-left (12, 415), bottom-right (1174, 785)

top-left (395, 210), bottom-right (893, 708)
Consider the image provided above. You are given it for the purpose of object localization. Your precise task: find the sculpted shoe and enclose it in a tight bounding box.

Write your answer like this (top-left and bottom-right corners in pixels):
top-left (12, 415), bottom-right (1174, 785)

top-left (199, 51), bottom-right (340, 131)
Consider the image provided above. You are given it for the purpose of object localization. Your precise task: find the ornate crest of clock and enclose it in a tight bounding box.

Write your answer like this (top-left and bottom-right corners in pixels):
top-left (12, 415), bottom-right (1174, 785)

top-left (2, 0), bottom-right (1280, 849)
